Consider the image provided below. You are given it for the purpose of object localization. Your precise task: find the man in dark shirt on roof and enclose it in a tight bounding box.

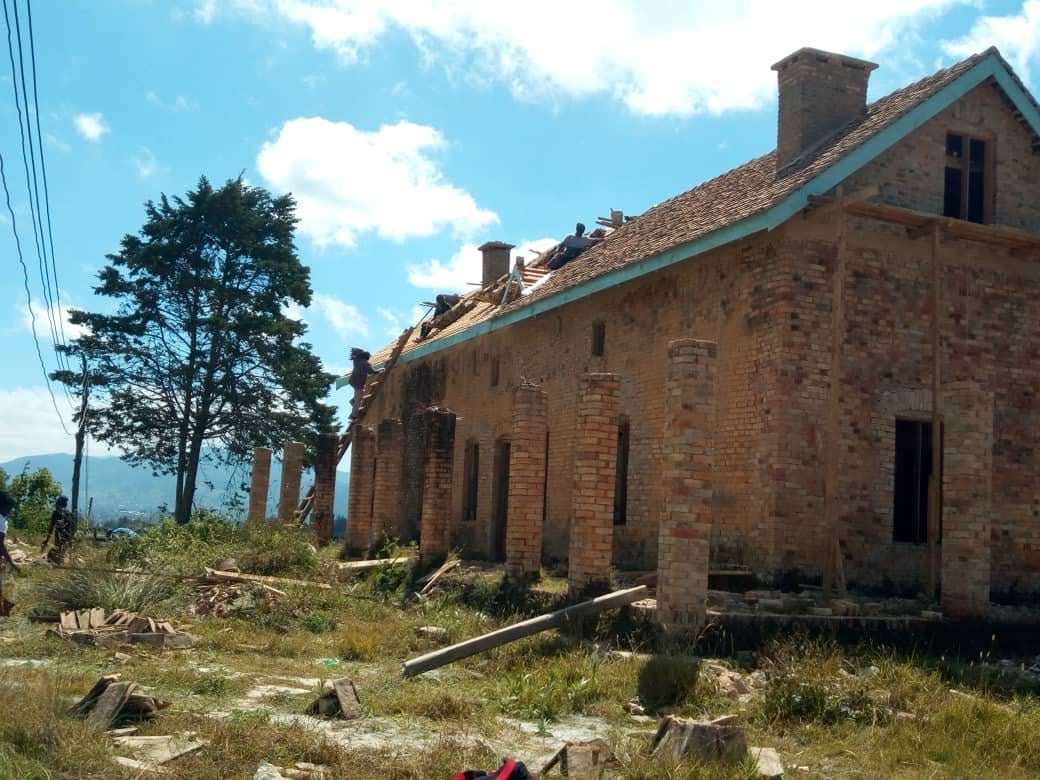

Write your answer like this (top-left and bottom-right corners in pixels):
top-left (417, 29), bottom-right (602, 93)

top-left (347, 348), bottom-right (378, 417)
top-left (547, 222), bottom-right (599, 271)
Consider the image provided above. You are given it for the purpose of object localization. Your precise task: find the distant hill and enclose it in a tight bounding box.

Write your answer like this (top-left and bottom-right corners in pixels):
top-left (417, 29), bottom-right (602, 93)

top-left (0, 453), bottom-right (349, 525)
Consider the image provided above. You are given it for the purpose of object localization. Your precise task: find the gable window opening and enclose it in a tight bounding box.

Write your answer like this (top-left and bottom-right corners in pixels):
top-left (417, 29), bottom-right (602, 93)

top-left (462, 440), bottom-right (479, 523)
top-left (892, 418), bottom-right (942, 544)
top-left (613, 417), bottom-right (630, 526)
top-left (591, 321), bottom-right (606, 357)
top-left (943, 133), bottom-right (990, 224)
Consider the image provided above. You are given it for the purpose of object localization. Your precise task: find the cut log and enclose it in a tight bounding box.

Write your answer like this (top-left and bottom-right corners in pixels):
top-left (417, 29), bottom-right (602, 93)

top-left (203, 568), bottom-right (332, 591)
top-left (401, 585), bottom-right (648, 677)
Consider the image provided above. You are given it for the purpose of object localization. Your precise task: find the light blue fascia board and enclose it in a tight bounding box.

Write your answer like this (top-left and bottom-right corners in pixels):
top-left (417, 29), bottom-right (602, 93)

top-left (355, 53), bottom-right (1032, 375)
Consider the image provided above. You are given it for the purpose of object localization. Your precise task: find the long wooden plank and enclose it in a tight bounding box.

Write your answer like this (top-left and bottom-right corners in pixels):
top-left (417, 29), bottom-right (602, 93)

top-left (203, 568), bottom-right (332, 590)
top-left (401, 585), bottom-right (647, 677)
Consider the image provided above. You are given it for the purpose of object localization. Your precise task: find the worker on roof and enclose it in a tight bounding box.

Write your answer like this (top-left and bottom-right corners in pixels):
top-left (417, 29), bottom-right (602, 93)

top-left (434, 293), bottom-right (461, 318)
top-left (547, 222), bottom-right (600, 271)
top-left (347, 348), bottom-right (378, 417)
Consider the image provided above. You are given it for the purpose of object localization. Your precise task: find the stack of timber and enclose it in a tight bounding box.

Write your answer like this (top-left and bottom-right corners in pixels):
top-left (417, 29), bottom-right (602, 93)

top-left (51, 609), bottom-right (196, 649)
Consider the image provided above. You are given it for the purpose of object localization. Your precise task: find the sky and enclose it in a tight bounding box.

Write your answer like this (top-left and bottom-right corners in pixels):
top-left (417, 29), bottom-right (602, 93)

top-left (0, 0), bottom-right (1038, 463)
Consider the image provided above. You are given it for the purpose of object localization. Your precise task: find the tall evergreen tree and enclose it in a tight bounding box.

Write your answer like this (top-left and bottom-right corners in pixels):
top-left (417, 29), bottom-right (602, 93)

top-left (72, 176), bottom-right (335, 523)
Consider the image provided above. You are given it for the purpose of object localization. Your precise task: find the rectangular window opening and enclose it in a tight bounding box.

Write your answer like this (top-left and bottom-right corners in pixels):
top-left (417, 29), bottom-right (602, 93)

top-left (892, 419), bottom-right (943, 544)
top-left (463, 440), bottom-right (479, 523)
top-left (591, 321), bottom-right (606, 357)
top-left (613, 417), bottom-right (630, 526)
top-left (490, 357), bottom-right (500, 387)
top-left (943, 132), bottom-right (990, 224)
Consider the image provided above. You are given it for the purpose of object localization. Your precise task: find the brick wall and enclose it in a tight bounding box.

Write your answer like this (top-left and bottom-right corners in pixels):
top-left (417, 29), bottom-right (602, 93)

top-left (372, 418), bottom-right (404, 547)
top-left (345, 425), bottom-right (376, 556)
top-left (941, 381), bottom-right (993, 618)
top-left (505, 382), bottom-right (548, 578)
top-left (359, 83), bottom-right (1040, 599)
top-left (657, 339), bottom-right (716, 631)
top-left (312, 432), bottom-right (338, 545)
top-left (568, 373), bottom-right (621, 594)
top-left (247, 447), bottom-right (272, 523)
top-left (419, 407), bottom-right (456, 561)
top-left (277, 441), bottom-right (304, 524)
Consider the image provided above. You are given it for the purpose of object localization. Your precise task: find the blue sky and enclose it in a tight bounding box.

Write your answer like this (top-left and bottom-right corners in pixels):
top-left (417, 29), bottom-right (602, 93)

top-left (1, 0), bottom-right (1038, 461)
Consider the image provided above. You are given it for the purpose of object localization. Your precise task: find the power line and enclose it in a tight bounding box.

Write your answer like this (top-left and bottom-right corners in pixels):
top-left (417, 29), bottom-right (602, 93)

top-left (0, 148), bottom-right (71, 436)
top-left (2, 0), bottom-right (68, 385)
top-left (24, 0), bottom-right (67, 357)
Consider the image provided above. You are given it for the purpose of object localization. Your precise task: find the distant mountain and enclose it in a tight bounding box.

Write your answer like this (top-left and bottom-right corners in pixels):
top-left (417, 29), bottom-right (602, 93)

top-left (0, 453), bottom-right (349, 525)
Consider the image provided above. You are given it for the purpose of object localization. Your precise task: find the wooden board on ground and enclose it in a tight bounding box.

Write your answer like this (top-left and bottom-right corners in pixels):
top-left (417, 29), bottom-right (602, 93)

top-left (203, 568), bottom-right (332, 590)
top-left (69, 675), bottom-right (122, 717)
top-left (402, 585), bottom-right (648, 677)
top-left (332, 679), bottom-right (362, 720)
top-left (112, 734), bottom-right (207, 765)
top-left (86, 681), bottom-right (137, 728)
top-left (417, 559), bottom-right (460, 596)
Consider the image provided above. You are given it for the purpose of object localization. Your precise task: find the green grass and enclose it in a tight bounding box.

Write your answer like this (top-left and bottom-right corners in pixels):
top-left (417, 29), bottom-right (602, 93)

top-left (2, 536), bottom-right (1039, 778)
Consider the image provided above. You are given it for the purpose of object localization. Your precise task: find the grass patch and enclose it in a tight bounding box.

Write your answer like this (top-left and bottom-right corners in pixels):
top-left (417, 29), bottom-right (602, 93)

top-left (33, 568), bottom-right (177, 615)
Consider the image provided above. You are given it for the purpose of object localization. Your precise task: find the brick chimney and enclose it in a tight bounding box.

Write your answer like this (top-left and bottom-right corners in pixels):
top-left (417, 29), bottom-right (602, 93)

top-left (478, 241), bottom-right (514, 287)
top-left (772, 47), bottom-right (878, 172)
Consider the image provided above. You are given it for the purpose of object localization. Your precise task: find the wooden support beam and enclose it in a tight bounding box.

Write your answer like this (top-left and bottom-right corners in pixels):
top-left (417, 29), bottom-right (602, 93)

top-left (906, 220), bottom-right (940, 241)
top-left (401, 585), bottom-right (648, 677)
top-left (805, 184), bottom-right (880, 217)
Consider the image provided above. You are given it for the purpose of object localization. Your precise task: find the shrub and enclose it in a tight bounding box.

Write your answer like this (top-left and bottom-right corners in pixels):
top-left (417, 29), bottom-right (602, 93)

top-left (35, 569), bottom-right (176, 614)
top-left (637, 655), bottom-right (703, 712)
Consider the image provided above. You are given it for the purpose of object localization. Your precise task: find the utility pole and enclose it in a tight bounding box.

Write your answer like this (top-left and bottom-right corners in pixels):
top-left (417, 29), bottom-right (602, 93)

top-left (70, 354), bottom-right (90, 521)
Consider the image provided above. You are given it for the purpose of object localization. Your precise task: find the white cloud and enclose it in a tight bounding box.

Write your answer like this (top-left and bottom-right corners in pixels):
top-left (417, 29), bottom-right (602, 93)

top-left (73, 112), bottom-right (109, 142)
top-left (131, 146), bottom-right (159, 179)
top-left (19, 297), bottom-right (88, 342)
top-left (256, 117), bottom-right (497, 247)
top-left (407, 237), bottom-right (557, 292)
top-left (291, 293), bottom-right (369, 343)
top-left (194, 0), bottom-right (217, 23)
top-left (942, 1), bottom-right (1040, 84)
top-left (145, 90), bottom-right (199, 111)
top-left (217, 0), bottom-right (967, 116)
top-left (0, 386), bottom-right (76, 461)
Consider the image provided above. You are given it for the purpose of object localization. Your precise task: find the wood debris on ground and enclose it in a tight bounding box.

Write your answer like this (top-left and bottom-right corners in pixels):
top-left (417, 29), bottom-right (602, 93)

top-left (68, 674), bottom-right (169, 728)
top-left (333, 551), bottom-right (416, 579)
top-left (202, 567), bottom-right (331, 590)
top-left (305, 678), bottom-right (362, 720)
top-left (414, 558), bottom-right (461, 597)
top-left (191, 581), bottom-right (282, 617)
top-left (652, 715), bottom-right (785, 777)
top-left (51, 609), bottom-right (196, 649)
top-left (255, 760), bottom-right (329, 779)
top-left (540, 738), bottom-right (617, 779)
top-left (111, 731), bottom-right (207, 766)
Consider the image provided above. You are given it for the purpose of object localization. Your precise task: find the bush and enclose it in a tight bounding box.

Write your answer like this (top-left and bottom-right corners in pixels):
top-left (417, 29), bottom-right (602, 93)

top-left (107, 511), bottom-right (318, 577)
top-left (637, 655), bottom-right (703, 712)
top-left (34, 569), bottom-right (177, 615)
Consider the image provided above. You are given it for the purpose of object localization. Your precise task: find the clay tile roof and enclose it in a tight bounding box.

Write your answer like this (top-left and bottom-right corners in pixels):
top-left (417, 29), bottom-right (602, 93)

top-left (370, 47), bottom-right (1026, 366)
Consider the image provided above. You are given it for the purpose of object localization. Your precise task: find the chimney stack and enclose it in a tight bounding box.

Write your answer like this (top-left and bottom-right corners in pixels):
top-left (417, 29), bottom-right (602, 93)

top-left (478, 241), bottom-right (515, 287)
top-left (772, 47), bottom-right (878, 172)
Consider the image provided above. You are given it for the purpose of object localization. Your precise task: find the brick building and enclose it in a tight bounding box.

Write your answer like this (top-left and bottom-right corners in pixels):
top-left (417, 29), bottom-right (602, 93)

top-left (346, 47), bottom-right (1040, 612)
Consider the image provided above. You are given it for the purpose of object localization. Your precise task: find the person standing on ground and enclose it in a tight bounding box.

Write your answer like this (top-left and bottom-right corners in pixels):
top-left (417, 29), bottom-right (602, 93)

top-left (0, 491), bottom-right (20, 574)
top-left (42, 495), bottom-right (75, 565)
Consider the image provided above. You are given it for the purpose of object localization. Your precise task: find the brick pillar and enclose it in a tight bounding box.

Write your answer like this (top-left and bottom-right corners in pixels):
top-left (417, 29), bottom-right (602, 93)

top-left (277, 441), bottom-right (304, 524)
top-left (941, 381), bottom-right (993, 619)
top-left (312, 433), bottom-right (338, 545)
top-left (372, 418), bottom-right (404, 548)
top-left (656, 339), bottom-right (717, 631)
top-left (420, 407), bottom-right (456, 562)
top-left (506, 383), bottom-right (548, 579)
top-left (568, 373), bottom-right (621, 595)
top-left (247, 446), bottom-right (272, 524)
top-left (344, 425), bottom-right (376, 556)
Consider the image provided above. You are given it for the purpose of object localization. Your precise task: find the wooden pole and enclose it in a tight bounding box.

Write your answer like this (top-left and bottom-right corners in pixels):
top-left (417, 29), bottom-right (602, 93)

top-left (926, 224), bottom-right (943, 601)
top-left (70, 354), bottom-right (90, 522)
top-left (823, 186), bottom-right (847, 598)
top-left (401, 585), bottom-right (648, 677)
